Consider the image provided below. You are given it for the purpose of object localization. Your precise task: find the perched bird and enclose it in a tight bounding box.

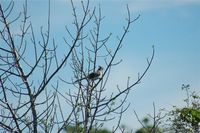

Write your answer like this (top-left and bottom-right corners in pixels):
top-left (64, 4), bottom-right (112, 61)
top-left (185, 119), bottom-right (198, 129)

top-left (75, 66), bottom-right (103, 83)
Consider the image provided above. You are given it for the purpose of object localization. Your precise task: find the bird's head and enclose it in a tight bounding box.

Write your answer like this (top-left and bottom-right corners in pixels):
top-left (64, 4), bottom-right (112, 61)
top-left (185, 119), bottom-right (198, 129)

top-left (98, 66), bottom-right (103, 71)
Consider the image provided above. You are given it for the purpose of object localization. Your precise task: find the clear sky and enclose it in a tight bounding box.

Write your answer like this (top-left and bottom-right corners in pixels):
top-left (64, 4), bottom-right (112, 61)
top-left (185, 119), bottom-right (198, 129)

top-left (1, 0), bottom-right (200, 131)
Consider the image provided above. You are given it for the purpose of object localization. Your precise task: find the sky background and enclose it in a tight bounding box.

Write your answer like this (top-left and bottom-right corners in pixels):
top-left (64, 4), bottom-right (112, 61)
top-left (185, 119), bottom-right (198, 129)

top-left (1, 0), bottom-right (200, 132)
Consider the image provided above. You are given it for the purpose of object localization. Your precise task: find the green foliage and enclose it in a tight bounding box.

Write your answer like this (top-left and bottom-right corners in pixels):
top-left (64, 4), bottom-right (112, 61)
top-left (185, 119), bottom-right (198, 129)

top-left (168, 84), bottom-right (200, 132)
top-left (135, 84), bottom-right (200, 133)
top-left (179, 108), bottom-right (200, 127)
top-left (64, 125), bottom-right (111, 133)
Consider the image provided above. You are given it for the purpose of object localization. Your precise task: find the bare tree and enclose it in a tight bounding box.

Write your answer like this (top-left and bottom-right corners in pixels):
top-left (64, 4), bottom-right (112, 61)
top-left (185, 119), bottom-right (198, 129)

top-left (0, 0), bottom-right (154, 133)
top-left (134, 103), bottom-right (166, 133)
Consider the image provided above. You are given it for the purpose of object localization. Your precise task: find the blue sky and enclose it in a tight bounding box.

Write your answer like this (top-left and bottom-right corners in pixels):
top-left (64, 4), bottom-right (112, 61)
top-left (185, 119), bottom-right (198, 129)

top-left (1, 0), bottom-right (200, 131)
top-left (101, 1), bottom-right (200, 130)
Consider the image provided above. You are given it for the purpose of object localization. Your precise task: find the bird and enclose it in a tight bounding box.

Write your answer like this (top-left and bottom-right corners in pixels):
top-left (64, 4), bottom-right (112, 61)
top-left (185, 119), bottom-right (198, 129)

top-left (74, 66), bottom-right (103, 83)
